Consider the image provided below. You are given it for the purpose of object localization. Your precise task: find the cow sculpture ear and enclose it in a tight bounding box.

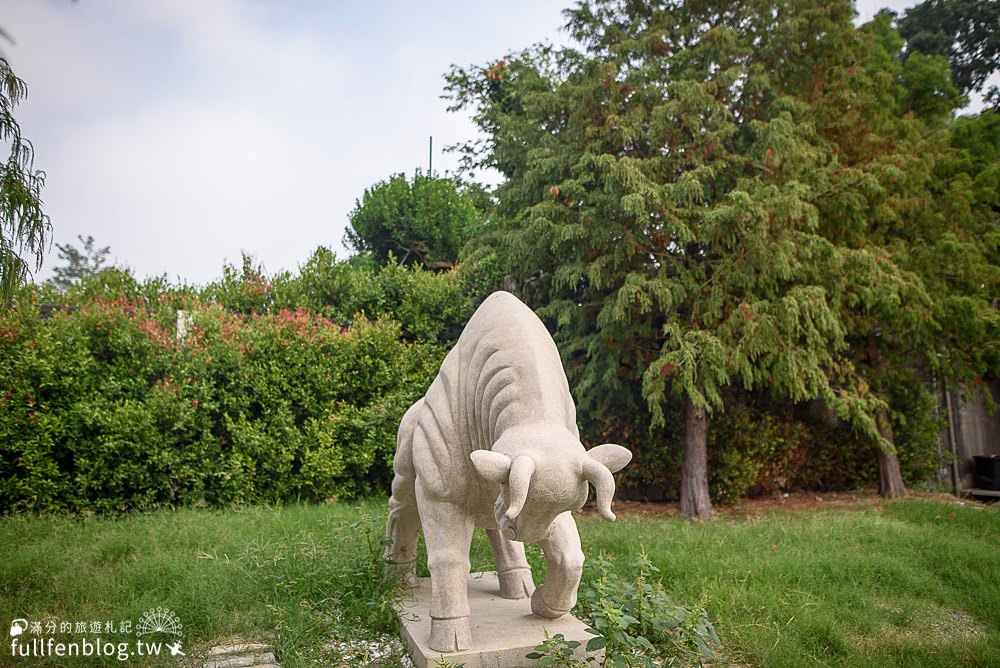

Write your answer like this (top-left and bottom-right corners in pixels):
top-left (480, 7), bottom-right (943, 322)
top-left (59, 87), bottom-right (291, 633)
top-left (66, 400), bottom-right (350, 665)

top-left (470, 450), bottom-right (512, 483)
top-left (586, 444), bottom-right (632, 473)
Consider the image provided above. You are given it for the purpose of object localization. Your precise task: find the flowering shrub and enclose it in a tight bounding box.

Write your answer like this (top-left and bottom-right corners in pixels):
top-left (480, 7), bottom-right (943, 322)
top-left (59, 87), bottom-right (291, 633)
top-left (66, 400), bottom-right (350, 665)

top-left (197, 248), bottom-right (474, 344)
top-left (0, 292), bottom-right (441, 513)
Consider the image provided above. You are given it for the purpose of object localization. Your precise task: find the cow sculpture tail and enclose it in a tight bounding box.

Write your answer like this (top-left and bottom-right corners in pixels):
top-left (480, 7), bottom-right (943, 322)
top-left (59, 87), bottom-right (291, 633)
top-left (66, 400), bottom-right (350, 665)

top-left (384, 400), bottom-right (423, 586)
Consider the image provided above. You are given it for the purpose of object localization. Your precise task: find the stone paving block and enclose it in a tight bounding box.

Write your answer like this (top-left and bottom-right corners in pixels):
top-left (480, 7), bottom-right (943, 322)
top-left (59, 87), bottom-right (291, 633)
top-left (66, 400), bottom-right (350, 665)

top-left (203, 652), bottom-right (276, 668)
top-left (206, 643), bottom-right (273, 656)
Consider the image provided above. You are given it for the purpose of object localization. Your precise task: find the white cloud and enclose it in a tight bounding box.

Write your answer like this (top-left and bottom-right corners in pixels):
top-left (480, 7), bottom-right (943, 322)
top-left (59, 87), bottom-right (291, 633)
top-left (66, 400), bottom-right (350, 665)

top-left (51, 101), bottom-right (303, 276)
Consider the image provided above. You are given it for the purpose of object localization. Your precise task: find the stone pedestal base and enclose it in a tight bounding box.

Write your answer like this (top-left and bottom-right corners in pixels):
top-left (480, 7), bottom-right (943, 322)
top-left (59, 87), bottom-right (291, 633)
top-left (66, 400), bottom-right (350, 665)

top-left (395, 571), bottom-right (601, 668)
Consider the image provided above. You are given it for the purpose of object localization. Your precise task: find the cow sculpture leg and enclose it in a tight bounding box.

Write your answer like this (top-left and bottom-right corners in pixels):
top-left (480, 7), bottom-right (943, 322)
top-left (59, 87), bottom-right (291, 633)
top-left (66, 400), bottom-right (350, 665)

top-left (385, 489), bottom-right (419, 586)
top-left (486, 528), bottom-right (535, 599)
top-left (531, 512), bottom-right (585, 619)
top-left (384, 402), bottom-right (423, 585)
top-left (417, 488), bottom-right (476, 653)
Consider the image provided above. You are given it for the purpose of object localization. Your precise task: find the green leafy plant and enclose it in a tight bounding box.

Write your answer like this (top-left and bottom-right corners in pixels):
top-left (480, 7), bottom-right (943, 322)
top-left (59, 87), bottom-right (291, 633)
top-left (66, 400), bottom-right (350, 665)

top-left (708, 401), bottom-right (808, 504)
top-left (433, 659), bottom-right (466, 668)
top-left (526, 631), bottom-right (592, 667)
top-left (577, 552), bottom-right (720, 667)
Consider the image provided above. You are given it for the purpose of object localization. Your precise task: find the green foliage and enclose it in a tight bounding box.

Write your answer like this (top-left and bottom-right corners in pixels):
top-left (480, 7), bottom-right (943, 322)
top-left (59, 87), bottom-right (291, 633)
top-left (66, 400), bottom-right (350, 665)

top-left (197, 247), bottom-right (473, 344)
top-left (47, 234), bottom-right (112, 293)
top-left (445, 0), bottom-right (999, 509)
top-left (784, 410), bottom-right (879, 492)
top-left (59, 265), bottom-right (181, 306)
top-left (577, 552), bottom-right (719, 667)
top-left (610, 403), bottom-right (684, 501)
top-left (0, 286), bottom-right (441, 513)
top-left (930, 109), bottom-right (1000, 378)
top-left (708, 402), bottom-right (808, 505)
top-left (0, 57), bottom-right (50, 301)
top-left (201, 252), bottom-right (277, 315)
top-left (345, 171), bottom-right (482, 269)
top-left (895, 0), bottom-right (1000, 102)
top-left (445, 0), bottom-right (887, 513)
top-left (577, 501), bottom-right (1000, 668)
top-left (456, 247), bottom-right (506, 304)
top-left (887, 378), bottom-right (948, 487)
top-left (279, 246), bottom-right (474, 343)
top-left (897, 51), bottom-right (967, 119)
top-left (0, 243), bottom-right (477, 514)
top-left (705, 393), bottom-right (940, 503)
top-left (612, 390), bottom-right (942, 504)
top-left (525, 631), bottom-right (590, 667)
top-left (433, 660), bottom-right (466, 668)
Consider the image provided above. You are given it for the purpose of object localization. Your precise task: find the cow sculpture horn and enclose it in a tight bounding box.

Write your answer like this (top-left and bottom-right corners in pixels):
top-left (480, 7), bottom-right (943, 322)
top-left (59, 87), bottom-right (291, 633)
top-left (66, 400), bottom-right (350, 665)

top-left (505, 455), bottom-right (536, 520)
top-left (582, 458), bottom-right (617, 521)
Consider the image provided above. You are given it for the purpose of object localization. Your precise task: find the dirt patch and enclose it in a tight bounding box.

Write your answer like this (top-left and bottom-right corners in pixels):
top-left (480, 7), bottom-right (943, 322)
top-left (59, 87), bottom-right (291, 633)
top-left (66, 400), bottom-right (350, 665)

top-left (596, 490), bottom-right (974, 520)
top-left (853, 603), bottom-right (989, 650)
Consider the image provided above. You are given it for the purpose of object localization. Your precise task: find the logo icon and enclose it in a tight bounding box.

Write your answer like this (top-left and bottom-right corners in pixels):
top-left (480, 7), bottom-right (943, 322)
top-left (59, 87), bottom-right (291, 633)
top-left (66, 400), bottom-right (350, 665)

top-left (9, 619), bottom-right (27, 637)
top-left (136, 608), bottom-right (183, 637)
top-left (165, 641), bottom-right (186, 656)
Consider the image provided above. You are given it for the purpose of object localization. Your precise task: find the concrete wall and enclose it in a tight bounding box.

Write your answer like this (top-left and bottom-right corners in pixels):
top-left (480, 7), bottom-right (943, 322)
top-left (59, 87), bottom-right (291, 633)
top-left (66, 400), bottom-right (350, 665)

top-left (944, 379), bottom-right (1000, 492)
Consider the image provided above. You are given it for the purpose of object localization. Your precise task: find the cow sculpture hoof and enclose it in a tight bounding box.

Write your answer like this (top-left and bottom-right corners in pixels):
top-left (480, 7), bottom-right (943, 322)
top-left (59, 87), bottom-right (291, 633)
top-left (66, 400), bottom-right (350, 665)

top-left (498, 567), bottom-right (535, 599)
top-left (530, 583), bottom-right (571, 619)
top-left (429, 617), bottom-right (473, 653)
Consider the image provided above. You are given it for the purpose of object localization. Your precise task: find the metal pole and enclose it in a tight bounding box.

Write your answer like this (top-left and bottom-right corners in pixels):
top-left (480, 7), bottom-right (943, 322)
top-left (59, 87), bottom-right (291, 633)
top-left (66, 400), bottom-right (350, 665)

top-left (429, 136), bottom-right (433, 176)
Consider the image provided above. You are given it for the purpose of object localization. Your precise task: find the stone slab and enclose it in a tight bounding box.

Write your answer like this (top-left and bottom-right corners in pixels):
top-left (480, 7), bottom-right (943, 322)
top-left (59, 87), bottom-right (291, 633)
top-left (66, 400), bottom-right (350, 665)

top-left (203, 653), bottom-right (275, 668)
top-left (206, 643), bottom-right (273, 656)
top-left (396, 572), bottom-right (602, 668)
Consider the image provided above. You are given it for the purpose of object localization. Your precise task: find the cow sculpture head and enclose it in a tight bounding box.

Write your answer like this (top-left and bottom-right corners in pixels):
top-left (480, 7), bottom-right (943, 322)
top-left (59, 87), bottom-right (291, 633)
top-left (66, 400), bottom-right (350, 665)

top-left (470, 427), bottom-right (632, 543)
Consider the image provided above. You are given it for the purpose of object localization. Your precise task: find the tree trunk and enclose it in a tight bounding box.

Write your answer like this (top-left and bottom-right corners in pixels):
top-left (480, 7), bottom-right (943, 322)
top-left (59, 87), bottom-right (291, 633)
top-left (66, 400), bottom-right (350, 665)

top-left (680, 395), bottom-right (713, 520)
top-left (866, 332), bottom-right (908, 499)
top-left (876, 409), bottom-right (907, 498)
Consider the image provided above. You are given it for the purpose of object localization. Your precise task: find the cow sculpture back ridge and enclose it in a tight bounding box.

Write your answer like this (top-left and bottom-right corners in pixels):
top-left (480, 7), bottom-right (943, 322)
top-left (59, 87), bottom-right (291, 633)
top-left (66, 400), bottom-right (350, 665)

top-left (385, 291), bottom-right (631, 653)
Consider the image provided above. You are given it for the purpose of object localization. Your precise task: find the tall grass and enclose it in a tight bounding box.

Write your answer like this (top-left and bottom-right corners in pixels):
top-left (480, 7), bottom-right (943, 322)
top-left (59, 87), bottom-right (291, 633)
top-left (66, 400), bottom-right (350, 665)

top-left (1, 497), bottom-right (997, 667)
top-left (581, 499), bottom-right (1000, 667)
top-left (1, 502), bottom-right (399, 667)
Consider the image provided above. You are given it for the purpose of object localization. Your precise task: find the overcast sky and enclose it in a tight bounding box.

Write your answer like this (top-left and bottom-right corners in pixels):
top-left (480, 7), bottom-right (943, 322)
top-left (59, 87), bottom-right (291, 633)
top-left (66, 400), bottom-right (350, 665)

top-left (6, 0), bottom-right (918, 286)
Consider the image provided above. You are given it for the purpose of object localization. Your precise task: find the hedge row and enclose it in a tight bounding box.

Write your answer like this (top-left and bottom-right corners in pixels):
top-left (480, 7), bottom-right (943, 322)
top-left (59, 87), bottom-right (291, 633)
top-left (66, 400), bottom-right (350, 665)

top-left (0, 295), bottom-right (442, 513)
top-left (2, 254), bottom-right (946, 514)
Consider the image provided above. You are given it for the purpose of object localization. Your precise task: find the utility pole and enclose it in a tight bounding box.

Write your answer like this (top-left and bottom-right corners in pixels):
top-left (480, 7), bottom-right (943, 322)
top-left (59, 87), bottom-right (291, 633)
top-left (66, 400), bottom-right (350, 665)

top-left (428, 136), bottom-right (433, 176)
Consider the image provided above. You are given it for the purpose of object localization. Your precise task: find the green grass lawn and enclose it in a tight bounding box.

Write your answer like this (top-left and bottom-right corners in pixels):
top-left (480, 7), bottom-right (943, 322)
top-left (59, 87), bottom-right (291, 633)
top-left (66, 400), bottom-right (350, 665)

top-left (1, 497), bottom-right (998, 667)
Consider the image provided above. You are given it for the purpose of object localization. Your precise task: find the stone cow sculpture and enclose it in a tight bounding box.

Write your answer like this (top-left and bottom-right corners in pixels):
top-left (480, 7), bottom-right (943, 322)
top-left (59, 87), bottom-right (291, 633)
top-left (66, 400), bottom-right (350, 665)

top-left (384, 291), bottom-right (631, 653)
